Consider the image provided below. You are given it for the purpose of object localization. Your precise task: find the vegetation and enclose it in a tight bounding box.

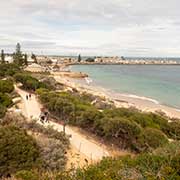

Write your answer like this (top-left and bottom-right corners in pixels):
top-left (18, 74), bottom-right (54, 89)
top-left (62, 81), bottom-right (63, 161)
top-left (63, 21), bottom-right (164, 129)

top-left (0, 93), bottom-right (12, 107)
top-left (71, 142), bottom-right (180, 180)
top-left (85, 57), bottom-right (95, 62)
top-left (13, 43), bottom-right (24, 66)
top-left (0, 113), bottom-right (70, 178)
top-left (14, 73), bottom-right (48, 91)
top-left (3, 142), bottom-right (179, 180)
top-left (31, 53), bottom-right (37, 63)
top-left (1, 49), bottom-right (5, 63)
top-left (0, 105), bottom-right (6, 118)
top-left (0, 59), bottom-right (180, 179)
top-left (0, 63), bottom-right (21, 77)
top-left (0, 79), bottom-right (14, 118)
top-left (0, 126), bottom-right (41, 177)
top-left (36, 88), bottom-right (180, 153)
top-left (0, 79), bottom-right (14, 93)
top-left (78, 54), bottom-right (81, 62)
top-left (24, 54), bottom-right (28, 66)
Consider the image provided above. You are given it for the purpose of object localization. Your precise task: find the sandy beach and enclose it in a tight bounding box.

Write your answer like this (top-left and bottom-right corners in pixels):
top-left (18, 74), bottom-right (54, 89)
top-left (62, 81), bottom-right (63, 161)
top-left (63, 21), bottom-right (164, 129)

top-left (53, 75), bottom-right (180, 119)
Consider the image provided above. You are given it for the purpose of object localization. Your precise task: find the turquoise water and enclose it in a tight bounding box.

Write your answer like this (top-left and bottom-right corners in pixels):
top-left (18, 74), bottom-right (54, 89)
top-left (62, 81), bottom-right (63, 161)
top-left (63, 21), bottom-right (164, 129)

top-left (72, 65), bottom-right (180, 109)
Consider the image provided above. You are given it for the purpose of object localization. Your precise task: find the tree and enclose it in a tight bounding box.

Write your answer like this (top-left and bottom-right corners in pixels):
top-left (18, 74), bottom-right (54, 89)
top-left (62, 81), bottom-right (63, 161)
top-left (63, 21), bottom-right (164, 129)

top-left (78, 54), bottom-right (81, 62)
top-left (85, 57), bottom-right (95, 62)
top-left (31, 53), bottom-right (37, 63)
top-left (1, 50), bottom-right (5, 64)
top-left (121, 56), bottom-right (125, 60)
top-left (13, 43), bottom-right (24, 66)
top-left (24, 54), bottom-right (28, 66)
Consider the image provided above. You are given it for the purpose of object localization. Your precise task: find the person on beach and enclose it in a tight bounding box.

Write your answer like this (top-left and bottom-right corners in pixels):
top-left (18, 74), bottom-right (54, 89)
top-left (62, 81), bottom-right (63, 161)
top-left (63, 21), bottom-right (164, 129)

top-left (29, 93), bottom-right (31, 99)
top-left (26, 95), bottom-right (28, 100)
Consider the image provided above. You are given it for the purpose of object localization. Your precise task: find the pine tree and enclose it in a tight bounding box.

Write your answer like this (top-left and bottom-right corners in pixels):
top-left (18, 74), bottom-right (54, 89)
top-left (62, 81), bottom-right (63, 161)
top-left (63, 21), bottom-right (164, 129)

top-left (31, 53), bottom-right (37, 63)
top-left (78, 54), bottom-right (81, 62)
top-left (24, 54), bottom-right (28, 66)
top-left (13, 43), bottom-right (24, 65)
top-left (1, 50), bottom-right (5, 64)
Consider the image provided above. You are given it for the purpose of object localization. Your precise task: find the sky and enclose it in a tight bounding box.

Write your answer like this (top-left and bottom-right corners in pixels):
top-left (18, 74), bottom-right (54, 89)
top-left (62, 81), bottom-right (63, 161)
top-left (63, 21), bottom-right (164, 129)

top-left (0, 0), bottom-right (180, 57)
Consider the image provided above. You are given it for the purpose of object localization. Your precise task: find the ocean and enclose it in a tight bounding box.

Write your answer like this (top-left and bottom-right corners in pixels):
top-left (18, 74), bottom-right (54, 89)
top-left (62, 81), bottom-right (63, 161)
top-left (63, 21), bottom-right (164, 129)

top-left (71, 64), bottom-right (180, 109)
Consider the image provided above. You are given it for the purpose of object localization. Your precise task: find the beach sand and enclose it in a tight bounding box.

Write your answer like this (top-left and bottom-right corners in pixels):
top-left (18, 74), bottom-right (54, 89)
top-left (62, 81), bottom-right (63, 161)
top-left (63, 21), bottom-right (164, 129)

top-left (54, 75), bottom-right (180, 119)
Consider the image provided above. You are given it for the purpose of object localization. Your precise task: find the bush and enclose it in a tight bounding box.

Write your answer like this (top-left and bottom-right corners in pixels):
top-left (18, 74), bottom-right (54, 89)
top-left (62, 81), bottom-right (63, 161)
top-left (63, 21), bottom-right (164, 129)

top-left (37, 137), bottom-right (67, 171)
top-left (0, 92), bottom-right (13, 107)
top-left (167, 121), bottom-right (180, 140)
top-left (15, 170), bottom-right (39, 180)
top-left (0, 126), bottom-right (41, 176)
top-left (136, 128), bottom-right (168, 151)
top-left (150, 113), bottom-right (169, 132)
top-left (102, 117), bottom-right (141, 138)
top-left (0, 105), bottom-right (6, 119)
top-left (103, 107), bottom-right (138, 118)
top-left (0, 63), bottom-right (21, 77)
top-left (130, 113), bottom-right (160, 129)
top-left (0, 80), bottom-right (14, 93)
top-left (76, 107), bottom-right (103, 128)
top-left (14, 73), bottom-right (48, 91)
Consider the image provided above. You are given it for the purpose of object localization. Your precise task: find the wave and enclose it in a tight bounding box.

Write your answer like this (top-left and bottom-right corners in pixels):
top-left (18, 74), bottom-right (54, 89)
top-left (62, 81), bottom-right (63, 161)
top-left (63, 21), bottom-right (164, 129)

top-left (118, 93), bottom-right (160, 105)
top-left (175, 108), bottom-right (180, 112)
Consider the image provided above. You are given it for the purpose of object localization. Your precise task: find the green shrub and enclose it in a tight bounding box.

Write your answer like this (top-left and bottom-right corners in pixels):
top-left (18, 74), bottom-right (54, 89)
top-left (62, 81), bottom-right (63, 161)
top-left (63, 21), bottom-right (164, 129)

top-left (102, 117), bottom-right (141, 138)
top-left (103, 107), bottom-right (138, 118)
top-left (150, 113), bottom-right (169, 131)
top-left (136, 128), bottom-right (168, 151)
top-left (0, 126), bottom-right (41, 176)
top-left (0, 63), bottom-right (21, 77)
top-left (0, 80), bottom-right (14, 93)
top-left (0, 105), bottom-right (6, 118)
top-left (14, 73), bottom-right (48, 91)
top-left (167, 121), bottom-right (180, 140)
top-left (130, 113), bottom-right (160, 129)
top-left (0, 92), bottom-right (13, 107)
top-left (154, 141), bottom-right (180, 158)
top-left (15, 170), bottom-right (39, 180)
top-left (76, 107), bottom-right (103, 128)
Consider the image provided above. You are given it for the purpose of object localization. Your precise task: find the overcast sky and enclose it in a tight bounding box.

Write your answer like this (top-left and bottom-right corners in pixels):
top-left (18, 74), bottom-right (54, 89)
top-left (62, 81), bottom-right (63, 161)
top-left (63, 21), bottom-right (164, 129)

top-left (0, 0), bottom-right (180, 57)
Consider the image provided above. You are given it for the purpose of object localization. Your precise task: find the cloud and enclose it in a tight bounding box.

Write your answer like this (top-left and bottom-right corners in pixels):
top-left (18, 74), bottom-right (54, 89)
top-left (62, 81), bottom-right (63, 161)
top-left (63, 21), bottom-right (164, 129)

top-left (0, 0), bottom-right (180, 56)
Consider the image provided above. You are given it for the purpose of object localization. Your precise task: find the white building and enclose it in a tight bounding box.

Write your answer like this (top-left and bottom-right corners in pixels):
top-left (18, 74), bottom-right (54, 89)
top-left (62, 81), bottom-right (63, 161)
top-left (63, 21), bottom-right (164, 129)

top-left (25, 63), bottom-right (46, 72)
top-left (5, 55), bottom-right (14, 63)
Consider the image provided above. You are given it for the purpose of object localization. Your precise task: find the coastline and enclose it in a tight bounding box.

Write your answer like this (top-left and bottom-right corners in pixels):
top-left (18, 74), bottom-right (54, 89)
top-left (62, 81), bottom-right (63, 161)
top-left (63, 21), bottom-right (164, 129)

top-left (53, 75), bottom-right (180, 120)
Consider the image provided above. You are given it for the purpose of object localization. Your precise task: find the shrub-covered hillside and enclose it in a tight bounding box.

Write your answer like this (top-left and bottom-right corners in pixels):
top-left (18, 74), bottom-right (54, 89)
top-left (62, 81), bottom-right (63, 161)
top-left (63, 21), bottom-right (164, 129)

top-left (2, 141), bottom-right (180, 180)
top-left (37, 88), bottom-right (180, 152)
top-left (0, 113), bottom-right (70, 179)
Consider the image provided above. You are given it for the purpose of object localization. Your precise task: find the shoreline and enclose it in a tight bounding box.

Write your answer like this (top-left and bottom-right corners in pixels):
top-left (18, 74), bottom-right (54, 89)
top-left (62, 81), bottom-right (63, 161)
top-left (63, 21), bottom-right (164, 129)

top-left (69, 62), bottom-right (180, 66)
top-left (53, 75), bottom-right (180, 119)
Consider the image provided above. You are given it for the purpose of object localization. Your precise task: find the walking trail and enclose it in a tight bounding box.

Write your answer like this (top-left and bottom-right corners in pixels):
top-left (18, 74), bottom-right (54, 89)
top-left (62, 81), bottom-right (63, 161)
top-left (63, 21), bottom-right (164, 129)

top-left (15, 86), bottom-right (109, 161)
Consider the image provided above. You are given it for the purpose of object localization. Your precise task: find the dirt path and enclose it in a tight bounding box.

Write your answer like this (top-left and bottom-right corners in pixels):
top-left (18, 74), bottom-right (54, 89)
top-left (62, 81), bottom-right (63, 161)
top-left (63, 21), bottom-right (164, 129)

top-left (15, 86), bottom-right (109, 162)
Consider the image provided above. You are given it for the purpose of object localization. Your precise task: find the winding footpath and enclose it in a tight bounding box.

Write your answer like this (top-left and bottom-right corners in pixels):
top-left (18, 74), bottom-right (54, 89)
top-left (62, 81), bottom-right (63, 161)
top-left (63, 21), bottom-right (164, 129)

top-left (15, 86), bottom-right (109, 161)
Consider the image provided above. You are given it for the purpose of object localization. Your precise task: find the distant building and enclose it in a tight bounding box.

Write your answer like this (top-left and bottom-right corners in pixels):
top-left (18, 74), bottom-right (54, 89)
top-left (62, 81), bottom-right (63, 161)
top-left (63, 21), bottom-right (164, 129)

top-left (4, 55), bottom-right (14, 63)
top-left (24, 63), bottom-right (46, 72)
top-left (94, 56), bottom-right (122, 63)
